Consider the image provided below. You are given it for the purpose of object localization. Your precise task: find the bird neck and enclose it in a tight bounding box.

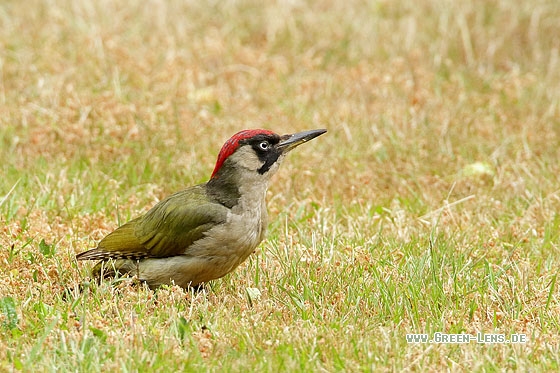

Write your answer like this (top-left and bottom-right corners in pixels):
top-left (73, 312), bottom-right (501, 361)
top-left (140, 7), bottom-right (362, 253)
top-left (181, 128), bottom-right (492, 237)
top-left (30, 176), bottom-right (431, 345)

top-left (206, 171), bottom-right (241, 208)
top-left (206, 163), bottom-right (270, 209)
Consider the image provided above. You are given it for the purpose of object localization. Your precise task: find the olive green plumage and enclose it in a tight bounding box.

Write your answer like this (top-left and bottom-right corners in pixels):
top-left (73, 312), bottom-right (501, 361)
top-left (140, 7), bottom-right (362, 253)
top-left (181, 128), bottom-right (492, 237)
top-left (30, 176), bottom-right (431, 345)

top-left (76, 128), bottom-right (327, 289)
top-left (77, 185), bottom-right (228, 262)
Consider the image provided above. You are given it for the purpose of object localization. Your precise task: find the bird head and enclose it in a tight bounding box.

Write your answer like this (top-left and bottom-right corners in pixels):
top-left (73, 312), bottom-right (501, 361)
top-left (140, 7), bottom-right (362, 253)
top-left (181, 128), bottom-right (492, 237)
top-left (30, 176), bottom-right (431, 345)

top-left (210, 128), bottom-right (327, 180)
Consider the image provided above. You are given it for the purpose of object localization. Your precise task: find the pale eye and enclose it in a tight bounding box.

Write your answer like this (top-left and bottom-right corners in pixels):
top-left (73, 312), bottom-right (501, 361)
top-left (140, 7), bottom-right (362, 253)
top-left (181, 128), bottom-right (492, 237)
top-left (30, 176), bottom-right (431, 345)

top-left (259, 141), bottom-right (270, 150)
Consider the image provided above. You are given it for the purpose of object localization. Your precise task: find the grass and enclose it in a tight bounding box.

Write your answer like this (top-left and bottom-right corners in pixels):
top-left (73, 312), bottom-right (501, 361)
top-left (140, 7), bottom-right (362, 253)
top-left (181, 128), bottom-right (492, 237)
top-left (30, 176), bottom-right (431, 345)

top-left (1, 0), bottom-right (559, 370)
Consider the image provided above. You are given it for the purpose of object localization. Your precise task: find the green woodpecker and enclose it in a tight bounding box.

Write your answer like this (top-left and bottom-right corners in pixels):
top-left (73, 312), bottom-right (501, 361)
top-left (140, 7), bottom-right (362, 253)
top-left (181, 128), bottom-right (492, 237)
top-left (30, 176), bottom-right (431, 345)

top-left (77, 128), bottom-right (327, 289)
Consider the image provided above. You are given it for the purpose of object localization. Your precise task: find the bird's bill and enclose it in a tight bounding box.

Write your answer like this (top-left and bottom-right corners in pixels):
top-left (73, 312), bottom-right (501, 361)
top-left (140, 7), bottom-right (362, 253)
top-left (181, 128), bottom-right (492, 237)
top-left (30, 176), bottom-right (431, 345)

top-left (278, 129), bottom-right (327, 152)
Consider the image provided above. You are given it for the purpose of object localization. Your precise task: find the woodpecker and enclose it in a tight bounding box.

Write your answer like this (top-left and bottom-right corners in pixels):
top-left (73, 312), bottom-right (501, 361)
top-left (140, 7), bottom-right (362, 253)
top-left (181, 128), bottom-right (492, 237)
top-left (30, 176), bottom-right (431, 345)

top-left (77, 128), bottom-right (327, 289)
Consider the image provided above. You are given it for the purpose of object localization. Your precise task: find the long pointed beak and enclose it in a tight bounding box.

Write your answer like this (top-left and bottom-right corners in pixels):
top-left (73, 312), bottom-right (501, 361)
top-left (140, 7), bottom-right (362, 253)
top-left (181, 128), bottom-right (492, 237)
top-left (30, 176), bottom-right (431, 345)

top-left (277, 129), bottom-right (327, 152)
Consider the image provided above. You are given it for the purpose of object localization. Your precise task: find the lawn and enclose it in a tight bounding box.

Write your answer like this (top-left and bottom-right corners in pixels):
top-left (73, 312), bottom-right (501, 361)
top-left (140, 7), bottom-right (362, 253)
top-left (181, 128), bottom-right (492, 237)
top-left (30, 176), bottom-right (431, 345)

top-left (1, 0), bottom-right (559, 371)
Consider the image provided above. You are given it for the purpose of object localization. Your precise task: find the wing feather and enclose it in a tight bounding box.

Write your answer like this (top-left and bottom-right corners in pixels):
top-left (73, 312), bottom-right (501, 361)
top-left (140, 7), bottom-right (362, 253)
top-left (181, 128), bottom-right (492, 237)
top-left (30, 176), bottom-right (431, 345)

top-left (76, 185), bottom-right (229, 261)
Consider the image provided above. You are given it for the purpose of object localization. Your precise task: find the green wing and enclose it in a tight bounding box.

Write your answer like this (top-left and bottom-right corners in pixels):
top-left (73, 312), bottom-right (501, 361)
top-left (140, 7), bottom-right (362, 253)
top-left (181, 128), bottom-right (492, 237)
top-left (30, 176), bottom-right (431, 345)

top-left (135, 186), bottom-right (229, 257)
top-left (77, 185), bottom-right (229, 261)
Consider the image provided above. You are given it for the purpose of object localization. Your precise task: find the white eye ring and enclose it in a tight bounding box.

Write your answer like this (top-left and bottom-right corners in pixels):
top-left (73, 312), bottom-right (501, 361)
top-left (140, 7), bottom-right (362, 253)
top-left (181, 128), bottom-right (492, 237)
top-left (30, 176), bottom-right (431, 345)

top-left (259, 141), bottom-right (269, 150)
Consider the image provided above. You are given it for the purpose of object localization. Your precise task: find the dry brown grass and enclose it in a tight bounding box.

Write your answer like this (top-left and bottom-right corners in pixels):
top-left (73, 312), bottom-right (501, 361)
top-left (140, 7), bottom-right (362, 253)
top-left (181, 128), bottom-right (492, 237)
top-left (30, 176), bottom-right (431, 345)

top-left (1, 0), bottom-right (560, 371)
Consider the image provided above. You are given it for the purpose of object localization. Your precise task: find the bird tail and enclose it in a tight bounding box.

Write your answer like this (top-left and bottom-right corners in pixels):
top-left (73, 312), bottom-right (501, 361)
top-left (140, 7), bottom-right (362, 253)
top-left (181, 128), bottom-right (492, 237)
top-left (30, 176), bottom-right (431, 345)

top-left (91, 259), bottom-right (138, 279)
top-left (76, 249), bottom-right (109, 261)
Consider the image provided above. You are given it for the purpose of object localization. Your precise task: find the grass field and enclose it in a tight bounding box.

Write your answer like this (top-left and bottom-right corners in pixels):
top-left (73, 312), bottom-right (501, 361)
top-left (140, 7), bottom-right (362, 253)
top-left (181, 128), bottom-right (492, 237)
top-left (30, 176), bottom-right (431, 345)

top-left (1, 0), bottom-right (559, 371)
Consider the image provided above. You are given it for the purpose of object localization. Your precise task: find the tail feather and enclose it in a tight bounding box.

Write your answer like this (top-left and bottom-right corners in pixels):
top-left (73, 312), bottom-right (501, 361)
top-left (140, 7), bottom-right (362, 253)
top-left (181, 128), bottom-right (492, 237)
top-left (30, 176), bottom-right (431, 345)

top-left (76, 248), bottom-right (147, 261)
top-left (76, 249), bottom-right (109, 261)
top-left (92, 259), bottom-right (138, 279)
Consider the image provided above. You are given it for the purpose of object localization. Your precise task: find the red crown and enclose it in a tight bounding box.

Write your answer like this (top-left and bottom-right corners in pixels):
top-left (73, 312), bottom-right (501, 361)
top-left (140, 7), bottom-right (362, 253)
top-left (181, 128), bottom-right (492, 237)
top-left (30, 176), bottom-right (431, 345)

top-left (211, 129), bottom-right (275, 178)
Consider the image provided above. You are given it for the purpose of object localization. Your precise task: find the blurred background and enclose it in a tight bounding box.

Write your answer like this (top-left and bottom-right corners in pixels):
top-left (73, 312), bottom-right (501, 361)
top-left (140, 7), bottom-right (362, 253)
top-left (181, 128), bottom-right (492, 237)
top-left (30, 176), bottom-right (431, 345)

top-left (1, 0), bottom-right (559, 370)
